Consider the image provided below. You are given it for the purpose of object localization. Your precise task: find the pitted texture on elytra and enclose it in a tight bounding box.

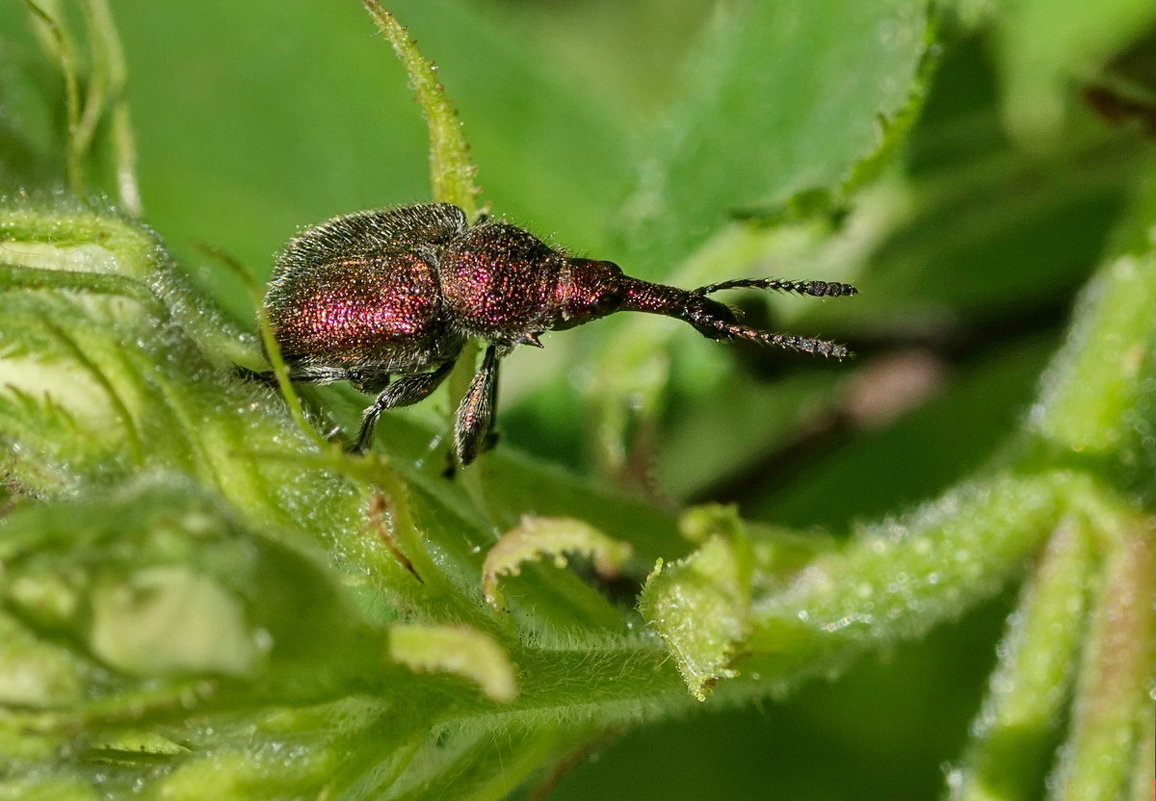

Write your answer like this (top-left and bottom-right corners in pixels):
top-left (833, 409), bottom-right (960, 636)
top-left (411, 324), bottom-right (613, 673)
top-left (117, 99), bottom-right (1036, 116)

top-left (266, 204), bottom-right (467, 377)
top-left (260, 202), bottom-right (857, 466)
top-left (270, 252), bottom-right (446, 367)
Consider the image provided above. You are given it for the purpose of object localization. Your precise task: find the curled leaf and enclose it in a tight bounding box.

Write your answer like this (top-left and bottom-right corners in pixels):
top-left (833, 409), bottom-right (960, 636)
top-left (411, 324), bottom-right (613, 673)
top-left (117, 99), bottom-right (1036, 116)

top-left (388, 623), bottom-right (518, 703)
top-left (481, 516), bottom-right (633, 608)
top-left (639, 510), bottom-right (753, 701)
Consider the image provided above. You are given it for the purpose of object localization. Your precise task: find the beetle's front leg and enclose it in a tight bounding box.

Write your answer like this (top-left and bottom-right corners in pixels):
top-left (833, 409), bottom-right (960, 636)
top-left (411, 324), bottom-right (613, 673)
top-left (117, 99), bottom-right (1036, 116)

top-left (452, 344), bottom-right (502, 467)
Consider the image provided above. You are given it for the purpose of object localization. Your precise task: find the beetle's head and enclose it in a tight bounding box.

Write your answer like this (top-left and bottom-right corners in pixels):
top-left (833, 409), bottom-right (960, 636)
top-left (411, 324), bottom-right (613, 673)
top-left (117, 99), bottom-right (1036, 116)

top-left (550, 258), bottom-right (738, 336)
top-left (551, 258), bottom-right (856, 359)
top-left (551, 258), bottom-right (629, 330)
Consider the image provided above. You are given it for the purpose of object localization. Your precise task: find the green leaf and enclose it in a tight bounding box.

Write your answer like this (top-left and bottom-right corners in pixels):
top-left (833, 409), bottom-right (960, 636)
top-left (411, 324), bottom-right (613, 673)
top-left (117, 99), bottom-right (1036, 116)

top-left (1048, 511), bottom-right (1155, 801)
top-left (0, 481), bottom-right (382, 695)
top-left (992, 0), bottom-right (1156, 145)
top-left (639, 507), bottom-right (753, 700)
top-left (1028, 249), bottom-right (1156, 479)
top-left (616, 0), bottom-right (933, 279)
top-left (588, 0), bottom-right (934, 472)
top-left (3, 2), bottom-right (1156, 799)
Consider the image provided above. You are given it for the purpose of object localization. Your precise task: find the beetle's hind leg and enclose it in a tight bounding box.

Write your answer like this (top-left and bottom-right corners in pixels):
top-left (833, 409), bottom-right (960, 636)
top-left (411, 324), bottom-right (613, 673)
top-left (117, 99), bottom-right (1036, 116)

top-left (235, 360), bottom-right (383, 389)
top-left (353, 360), bottom-right (457, 453)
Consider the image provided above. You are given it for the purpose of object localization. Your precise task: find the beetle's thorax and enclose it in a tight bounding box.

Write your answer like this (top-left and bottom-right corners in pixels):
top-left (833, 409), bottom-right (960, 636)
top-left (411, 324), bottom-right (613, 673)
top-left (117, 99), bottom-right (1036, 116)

top-left (438, 222), bottom-right (563, 345)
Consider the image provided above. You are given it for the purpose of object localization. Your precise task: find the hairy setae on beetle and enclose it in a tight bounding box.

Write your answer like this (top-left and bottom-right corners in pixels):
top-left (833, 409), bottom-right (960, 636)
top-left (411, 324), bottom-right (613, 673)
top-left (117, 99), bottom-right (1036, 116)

top-left (262, 202), bottom-right (856, 467)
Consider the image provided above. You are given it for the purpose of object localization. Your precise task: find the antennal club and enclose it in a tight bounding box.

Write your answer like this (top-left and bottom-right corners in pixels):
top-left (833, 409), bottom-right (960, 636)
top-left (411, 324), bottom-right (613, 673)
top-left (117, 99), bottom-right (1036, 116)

top-left (698, 317), bottom-right (853, 359)
top-left (692, 278), bottom-right (858, 298)
top-left (605, 271), bottom-right (857, 361)
top-left (686, 276), bottom-right (858, 359)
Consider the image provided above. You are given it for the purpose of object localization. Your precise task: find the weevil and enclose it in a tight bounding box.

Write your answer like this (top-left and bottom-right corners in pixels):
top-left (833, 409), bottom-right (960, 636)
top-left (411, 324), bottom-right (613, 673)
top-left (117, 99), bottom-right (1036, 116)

top-left (261, 203), bottom-right (856, 467)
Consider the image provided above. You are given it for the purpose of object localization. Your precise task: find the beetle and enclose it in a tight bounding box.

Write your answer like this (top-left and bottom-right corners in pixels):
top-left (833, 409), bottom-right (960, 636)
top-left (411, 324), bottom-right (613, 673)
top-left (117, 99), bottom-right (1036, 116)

top-left (260, 202), bottom-right (856, 467)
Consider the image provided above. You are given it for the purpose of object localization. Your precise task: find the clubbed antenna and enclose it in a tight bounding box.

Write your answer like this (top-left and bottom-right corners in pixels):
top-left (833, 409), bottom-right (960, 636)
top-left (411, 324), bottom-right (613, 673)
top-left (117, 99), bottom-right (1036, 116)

top-left (689, 277), bottom-right (857, 358)
top-left (615, 273), bottom-right (857, 360)
top-left (693, 278), bottom-right (858, 298)
top-left (698, 318), bottom-right (853, 359)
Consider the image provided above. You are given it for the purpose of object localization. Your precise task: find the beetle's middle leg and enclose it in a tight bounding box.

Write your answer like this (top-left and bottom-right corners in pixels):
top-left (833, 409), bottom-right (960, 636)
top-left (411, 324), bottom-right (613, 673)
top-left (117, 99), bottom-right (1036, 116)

top-left (452, 344), bottom-right (502, 467)
top-left (353, 359), bottom-right (456, 452)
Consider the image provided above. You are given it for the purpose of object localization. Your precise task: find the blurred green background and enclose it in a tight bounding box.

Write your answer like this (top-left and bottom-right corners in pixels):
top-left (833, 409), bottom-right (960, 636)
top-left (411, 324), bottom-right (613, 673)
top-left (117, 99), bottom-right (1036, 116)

top-left (1, 0), bottom-right (1152, 797)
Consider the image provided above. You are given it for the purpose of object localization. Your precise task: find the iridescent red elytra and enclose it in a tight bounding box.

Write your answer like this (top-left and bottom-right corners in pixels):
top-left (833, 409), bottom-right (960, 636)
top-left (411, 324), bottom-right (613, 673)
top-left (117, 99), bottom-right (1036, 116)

top-left (261, 203), bottom-right (856, 467)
